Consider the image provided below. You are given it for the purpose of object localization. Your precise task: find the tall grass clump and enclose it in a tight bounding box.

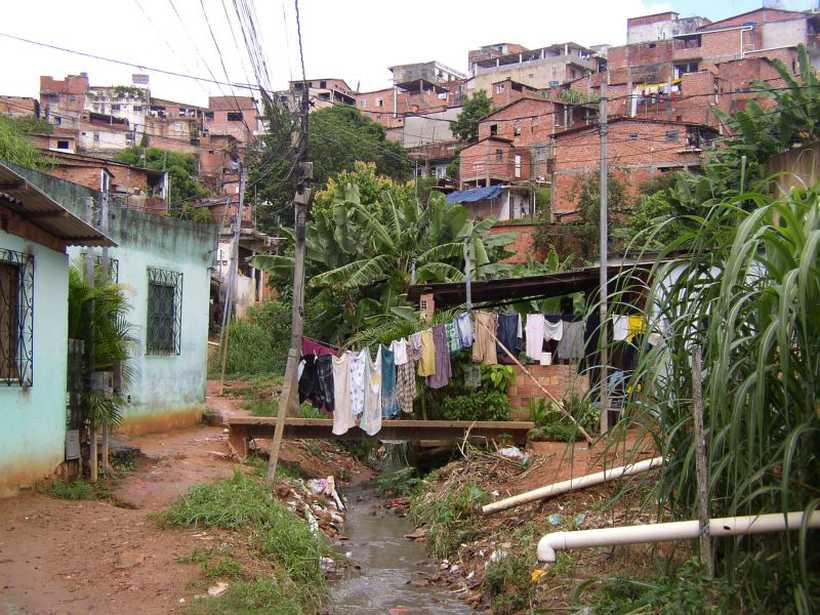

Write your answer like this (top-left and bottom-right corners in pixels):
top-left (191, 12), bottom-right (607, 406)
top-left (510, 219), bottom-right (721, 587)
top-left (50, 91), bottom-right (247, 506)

top-left (159, 471), bottom-right (329, 611)
top-left (614, 184), bottom-right (819, 613)
top-left (215, 300), bottom-right (291, 376)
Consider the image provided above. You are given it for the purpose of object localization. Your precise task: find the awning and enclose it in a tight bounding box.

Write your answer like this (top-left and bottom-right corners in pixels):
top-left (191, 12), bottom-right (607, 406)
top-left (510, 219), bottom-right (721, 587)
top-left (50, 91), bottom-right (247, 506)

top-left (446, 185), bottom-right (504, 205)
top-left (0, 161), bottom-right (115, 247)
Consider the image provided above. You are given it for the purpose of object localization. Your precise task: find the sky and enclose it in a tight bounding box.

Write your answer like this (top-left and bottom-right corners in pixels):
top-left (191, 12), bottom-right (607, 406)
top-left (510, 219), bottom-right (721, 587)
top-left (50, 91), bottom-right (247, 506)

top-left (0, 0), bottom-right (815, 107)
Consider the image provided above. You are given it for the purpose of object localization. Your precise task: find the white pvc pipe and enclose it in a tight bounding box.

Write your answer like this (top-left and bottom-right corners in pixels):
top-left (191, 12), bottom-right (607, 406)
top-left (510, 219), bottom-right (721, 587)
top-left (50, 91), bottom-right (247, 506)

top-left (482, 456), bottom-right (664, 515)
top-left (537, 511), bottom-right (820, 562)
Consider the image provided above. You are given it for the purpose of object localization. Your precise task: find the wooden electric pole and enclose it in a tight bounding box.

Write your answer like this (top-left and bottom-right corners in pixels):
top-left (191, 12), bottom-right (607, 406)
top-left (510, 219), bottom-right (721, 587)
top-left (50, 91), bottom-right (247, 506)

top-left (267, 81), bottom-right (312, 485)
top-left (598, 73), bottom-right (609, 435)
top-left (84, 197), bottom-right (98, 482)
top-left (691, 347), bottom-right (714, 578)
top-left (99, 190), bottom-right (111, 473)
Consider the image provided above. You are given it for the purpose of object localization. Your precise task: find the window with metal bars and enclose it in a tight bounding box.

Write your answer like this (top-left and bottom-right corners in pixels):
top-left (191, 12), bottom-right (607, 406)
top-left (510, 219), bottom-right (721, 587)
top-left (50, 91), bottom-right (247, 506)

top-left (0, 249), bottom-right (34, 386)
top-left (80, 252), bottom-right (119, 282)
top-left (146, 267), bottom-right (182, 355)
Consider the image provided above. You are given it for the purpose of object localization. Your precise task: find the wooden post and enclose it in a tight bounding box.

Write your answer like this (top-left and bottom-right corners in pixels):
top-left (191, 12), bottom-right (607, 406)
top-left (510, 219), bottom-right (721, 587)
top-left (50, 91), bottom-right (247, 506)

top-left (267, 79), bottom-right (312, 485)
top-left (99, 190), bottom-right (111, 473)
top-left (691, 347), bottom-right (714, 578)
top-left (84, 197), bottom-right (98, 483)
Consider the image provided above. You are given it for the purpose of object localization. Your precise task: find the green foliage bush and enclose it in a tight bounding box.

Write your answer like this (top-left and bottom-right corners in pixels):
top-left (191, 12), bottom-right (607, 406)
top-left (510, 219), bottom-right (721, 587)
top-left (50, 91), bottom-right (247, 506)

top-left (217, 301), bottom-right (291, 377)
top-left (0, 116), bottom-right (46, 169)
top-left (484, 553), bottom-right (536, 614)
top-left (424, 361), bottom-right (514, 421)
top-left (160, 471), bottom-right (328, 611)
top-left (410, 482), bottom-right (489, 559)
top-left (439, 391), bottom-right (510, 421)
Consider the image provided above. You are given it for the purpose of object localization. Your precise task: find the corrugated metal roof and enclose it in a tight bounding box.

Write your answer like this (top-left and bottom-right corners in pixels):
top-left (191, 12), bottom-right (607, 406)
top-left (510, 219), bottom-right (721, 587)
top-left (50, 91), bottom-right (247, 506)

top-left (0, 161), bottom-right (116, 247)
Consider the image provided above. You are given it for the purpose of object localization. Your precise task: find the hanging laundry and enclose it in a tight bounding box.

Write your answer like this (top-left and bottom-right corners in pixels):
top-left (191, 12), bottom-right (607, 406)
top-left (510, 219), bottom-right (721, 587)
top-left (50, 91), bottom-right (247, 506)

top-left (417, 329), bottom-right (436, 376)
top-left (427, 324), bottom-right (452, 389)
top-left (360, 347), bottom-right (382, 436)
top-left (627, 314), bottom-right (646, 340)
top-left (445, 320), bottom-right (461, 354)
top-left (496, 313), bottom-right (521, 356)
top-left (396, 358), bottom-right (417, 414)
top-left (316, 354), bottom-right (335, 412)
top-left (298, 355), bottom-right (321, 408)
top-left (464, 364), bottom-right (482, 388)
top-left (332, 353), bottom-right (355, 435)
top-left (544, 316), bottom-right (564, 342)
top-left (391, 337), bottom-right (409, 366)
top-left (348, 349), bottom-right (368, 416)
top-left (302, 337), bottom-right (339, 357)
top-left (613, 315), bottom-right (629, 341)
top-left (472, 311), bottom-right (498, 364)
top-left (456, 311), bottom-right (473, 348)
top-left (381, 344), bottom-right (399, 418)
top-left (409, 331), bottom-right (424, 362)
top-left (556, 321), bottom-right (585, 360)
top-left (525, 314), bottom-right (545, 360)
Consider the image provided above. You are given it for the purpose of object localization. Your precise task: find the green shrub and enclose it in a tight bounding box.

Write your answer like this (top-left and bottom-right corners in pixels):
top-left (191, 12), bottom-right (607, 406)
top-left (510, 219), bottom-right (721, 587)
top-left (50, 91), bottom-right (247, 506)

top-left (485, 553), bottom-right (536, 614)
top-left (161, 472), bottom-right (328, 611)
top-left (184, 579), bottom-right (303, 615)
top-left (439, 391), bottom-right (511, 421)
top-left (46, 479), bottom-right (97, 500)
top-left (217, 301), bottom-right (291, 377)
top-left (410, 482), bottom-right (488, 559)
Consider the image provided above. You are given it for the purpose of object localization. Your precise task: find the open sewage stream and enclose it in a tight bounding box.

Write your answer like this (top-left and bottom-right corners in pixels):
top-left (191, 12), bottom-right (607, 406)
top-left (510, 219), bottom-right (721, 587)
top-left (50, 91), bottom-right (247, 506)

top-left (328, 485), bottom-right (474, 614)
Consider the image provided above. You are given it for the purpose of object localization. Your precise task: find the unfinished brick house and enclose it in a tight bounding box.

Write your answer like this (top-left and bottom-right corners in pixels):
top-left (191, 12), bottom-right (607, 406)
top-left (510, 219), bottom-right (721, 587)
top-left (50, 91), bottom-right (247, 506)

top-left (550, 117), bottom-right (717, 219)
top-left (206, 96), bottom-right (260, 146)
top-left (0, 96), bottom-right (40, 119)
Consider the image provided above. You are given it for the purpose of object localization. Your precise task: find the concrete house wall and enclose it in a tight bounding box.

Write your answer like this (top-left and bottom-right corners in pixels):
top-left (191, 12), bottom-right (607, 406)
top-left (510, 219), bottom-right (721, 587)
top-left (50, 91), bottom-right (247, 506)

top-left (10, 165), bottom-right (217, 435)
top-left (0, 229), bottom-right (70, 496)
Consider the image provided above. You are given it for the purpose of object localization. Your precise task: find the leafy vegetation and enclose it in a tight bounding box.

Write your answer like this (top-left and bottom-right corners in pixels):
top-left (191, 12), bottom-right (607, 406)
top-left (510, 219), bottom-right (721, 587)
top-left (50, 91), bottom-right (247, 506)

top-left (410, 482), bottom-right (489, 559)
top-left (452, 90), bottom-right (494, 142)
top-left (528, 394), bottom-right (599, 442)
top-left (611, 45), bottom-right (820, 613)
top-left (252, 163), bottom-right (514, 344)
top-left (68, 264), bottom-right (136, 440)
top-left (114, 146), bottom-right (210, 214)
top-left (0, 115), bottom-right (46, 169)
top-left (159, 471), bottom-right (329, 612)
top-left (214, 300), bottom-right (292, 377)
top-left (249, 104), bottom-right (411, 231)
top-left (485, 552), bottom-right (536, 614)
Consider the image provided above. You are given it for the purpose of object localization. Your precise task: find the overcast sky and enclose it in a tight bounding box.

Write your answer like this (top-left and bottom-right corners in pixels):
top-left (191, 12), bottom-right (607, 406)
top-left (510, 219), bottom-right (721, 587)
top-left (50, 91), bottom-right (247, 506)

top-left (0, 0), bottom-right (815, 107)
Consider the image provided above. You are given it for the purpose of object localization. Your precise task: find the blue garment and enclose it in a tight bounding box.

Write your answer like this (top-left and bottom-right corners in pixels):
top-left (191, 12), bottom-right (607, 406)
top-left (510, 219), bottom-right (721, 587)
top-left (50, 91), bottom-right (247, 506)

top-left (496, 313), bottom-right (521, 356)
top-left (381, 344), bottom-right (399, 417)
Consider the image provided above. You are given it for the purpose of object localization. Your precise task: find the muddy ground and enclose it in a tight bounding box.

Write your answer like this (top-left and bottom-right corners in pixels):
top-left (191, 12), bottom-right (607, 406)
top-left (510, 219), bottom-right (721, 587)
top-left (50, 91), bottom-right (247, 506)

top-left (0, 383), bottom-right (369, 615)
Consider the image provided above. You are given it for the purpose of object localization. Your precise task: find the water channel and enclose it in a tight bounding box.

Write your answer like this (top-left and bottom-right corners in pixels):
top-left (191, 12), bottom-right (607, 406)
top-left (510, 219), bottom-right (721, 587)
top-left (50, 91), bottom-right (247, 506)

top-left (328, 486), bottom-right (475, 614)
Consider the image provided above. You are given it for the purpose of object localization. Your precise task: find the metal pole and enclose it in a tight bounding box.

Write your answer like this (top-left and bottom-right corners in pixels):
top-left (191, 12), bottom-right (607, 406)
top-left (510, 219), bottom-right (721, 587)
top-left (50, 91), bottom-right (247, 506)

top-left (691, 347), bottom-right (714, 578)
top-left (218, 167), bottom-right (247, 394)
top-left (464, 236), bottom-right (472, 311)
top-left (268, 80), bottom-right (312, 485)
top-left (598, 73), bottom-right (609, 435)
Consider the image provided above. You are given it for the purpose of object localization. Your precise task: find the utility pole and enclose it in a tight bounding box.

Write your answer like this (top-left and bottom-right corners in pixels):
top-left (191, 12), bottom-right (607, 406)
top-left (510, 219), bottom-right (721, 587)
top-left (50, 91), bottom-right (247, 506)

top-left (598, 73), bottom-right (609, 435)
top-left (267, 78), bottom-right (312, 485)
top-left (217, 166), bottom-right (247, 394)
top-left (463, 236), bottom-right (472, 311)
top-left (691, 347), bottom-right (714, 578)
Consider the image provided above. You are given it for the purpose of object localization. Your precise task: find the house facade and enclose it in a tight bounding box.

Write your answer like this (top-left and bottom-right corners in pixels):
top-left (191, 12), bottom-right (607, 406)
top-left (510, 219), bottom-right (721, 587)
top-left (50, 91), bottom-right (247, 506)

top-left (10, 164), bottom-right (218, 437)
top-left (0, 161), bottom-right (113, 496)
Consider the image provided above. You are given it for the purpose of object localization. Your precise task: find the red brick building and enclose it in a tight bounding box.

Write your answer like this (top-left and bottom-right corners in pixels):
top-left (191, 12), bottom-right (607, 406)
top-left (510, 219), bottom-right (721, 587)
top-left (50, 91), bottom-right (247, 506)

top-left (0, 96), bottom-right (40, 119)
top-left (550, 117), bottom-right (716, 217)
top-left (205, 96), bottom-right (259, 146)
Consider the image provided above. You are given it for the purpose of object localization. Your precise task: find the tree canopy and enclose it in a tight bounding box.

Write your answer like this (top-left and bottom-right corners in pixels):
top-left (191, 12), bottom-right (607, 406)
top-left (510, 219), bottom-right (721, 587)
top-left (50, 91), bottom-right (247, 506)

top-left (451, 90), bottom-right (494, 142)
top-left (252, 162), bottom-right (514, 344)
top-left (247, 103), bottom-right (412, 232)
top-left (114, 146), bottom-right (210, 214)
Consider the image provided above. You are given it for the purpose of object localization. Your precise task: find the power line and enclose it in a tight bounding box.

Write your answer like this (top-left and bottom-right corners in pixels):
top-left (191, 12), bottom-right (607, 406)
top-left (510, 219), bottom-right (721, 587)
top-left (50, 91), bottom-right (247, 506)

top-left (0, 31), bottom-right (260, 91)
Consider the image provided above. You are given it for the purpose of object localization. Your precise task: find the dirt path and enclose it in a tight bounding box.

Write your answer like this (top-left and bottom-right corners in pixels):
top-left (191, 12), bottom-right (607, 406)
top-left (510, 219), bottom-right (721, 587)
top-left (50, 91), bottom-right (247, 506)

top-left (0, 425), bottom-right (238, 615)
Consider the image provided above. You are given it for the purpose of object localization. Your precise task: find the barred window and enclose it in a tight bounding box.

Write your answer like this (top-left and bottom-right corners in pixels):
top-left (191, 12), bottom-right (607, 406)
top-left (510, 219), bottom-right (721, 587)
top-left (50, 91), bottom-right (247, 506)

top-left (0, 249), bottom-right (34, 386)
top-left (80, 252), bottom-right (119, 282)
top-left (146, 267), bottom-right (183, 355)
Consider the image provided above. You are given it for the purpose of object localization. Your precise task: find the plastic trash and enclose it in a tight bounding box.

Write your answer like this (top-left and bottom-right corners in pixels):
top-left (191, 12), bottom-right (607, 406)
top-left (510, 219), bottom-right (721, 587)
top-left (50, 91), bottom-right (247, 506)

top-left (548, 513), bottom-right (563, 526)
top-left (498, 446), bottom-right (526, 461)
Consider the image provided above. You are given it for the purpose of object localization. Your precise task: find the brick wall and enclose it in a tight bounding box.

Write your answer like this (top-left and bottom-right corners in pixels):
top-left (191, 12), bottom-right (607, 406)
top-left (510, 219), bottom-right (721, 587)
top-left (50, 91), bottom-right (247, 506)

top-left (551, 119), bottom-right (706, 214)
top-left (507, 364), bottom-right (589, 411)
top-left (489, 223), bottom-right (545, 264)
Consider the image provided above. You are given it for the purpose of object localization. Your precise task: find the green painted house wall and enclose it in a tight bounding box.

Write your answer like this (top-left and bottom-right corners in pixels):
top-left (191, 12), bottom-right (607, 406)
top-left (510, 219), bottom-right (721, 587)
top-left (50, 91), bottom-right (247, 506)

top-left (0, 229), bottom-right (69, 496)
top-left (8, 163), bottom-right (217, 434)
